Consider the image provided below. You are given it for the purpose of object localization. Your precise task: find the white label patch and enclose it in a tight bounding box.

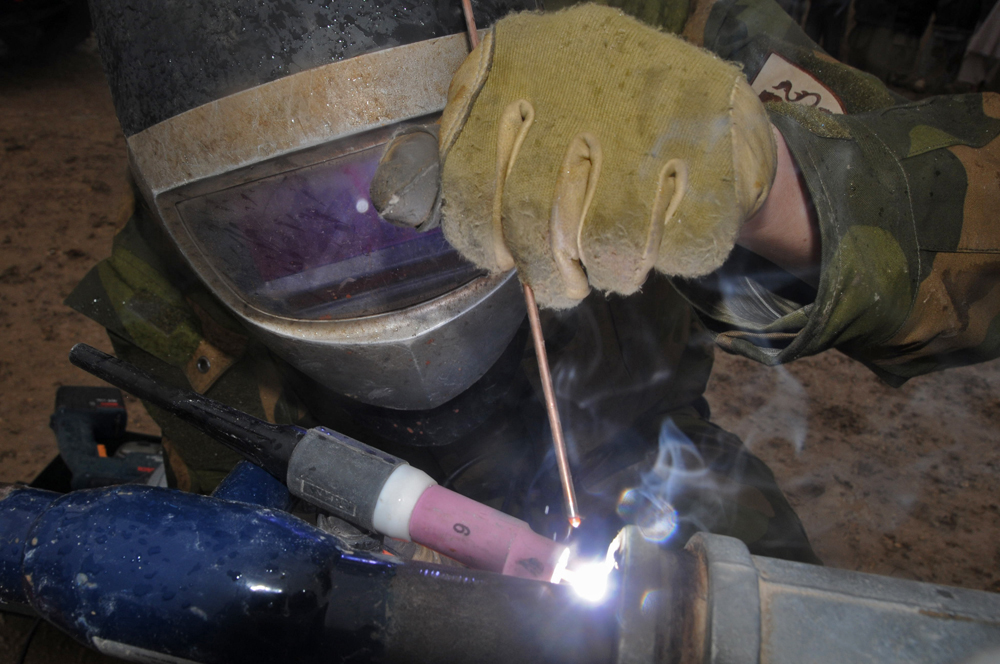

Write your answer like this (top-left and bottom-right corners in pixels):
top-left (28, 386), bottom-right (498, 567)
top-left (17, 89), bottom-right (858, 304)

top-left (751, 53), bottom-right (845, 115)
top-left (93, 637), bottom-right (202, 664)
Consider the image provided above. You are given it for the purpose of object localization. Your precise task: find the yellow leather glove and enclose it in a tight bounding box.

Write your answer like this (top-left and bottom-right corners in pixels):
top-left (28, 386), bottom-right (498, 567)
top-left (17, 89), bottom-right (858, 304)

top-left (376, 4), bottom-right (777, 309)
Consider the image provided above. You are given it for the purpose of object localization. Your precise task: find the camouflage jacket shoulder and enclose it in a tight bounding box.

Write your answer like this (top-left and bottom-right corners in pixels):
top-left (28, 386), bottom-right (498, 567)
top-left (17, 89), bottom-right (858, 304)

top-left (675, 0), bottom-right (1000, 384)
top-left (66, 196), bottom-right (251, 395)
top-left (65, 197), bottom-right (306, 491)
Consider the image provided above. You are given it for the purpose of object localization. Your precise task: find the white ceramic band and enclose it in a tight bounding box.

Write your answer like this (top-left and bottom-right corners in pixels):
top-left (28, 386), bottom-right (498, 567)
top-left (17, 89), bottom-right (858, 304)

top-left (372, 464), bottom-right (437, 541)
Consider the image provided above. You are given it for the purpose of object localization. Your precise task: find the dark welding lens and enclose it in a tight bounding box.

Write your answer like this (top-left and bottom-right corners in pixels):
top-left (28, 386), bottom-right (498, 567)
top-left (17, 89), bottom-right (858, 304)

top-left (176, 145), bottom-right (482, 321)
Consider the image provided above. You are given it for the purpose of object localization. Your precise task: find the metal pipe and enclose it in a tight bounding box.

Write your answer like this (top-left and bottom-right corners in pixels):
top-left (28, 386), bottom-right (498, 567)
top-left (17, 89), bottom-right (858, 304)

top-left (0, 482), bottom-right (616, 664)
top-left (7, 477), bottom-right (1000, 664)
top-left (210, 459), bottom-right (294, 511)
top-left (614, 528), bottom-right (1000, 664)
top-left (0, 485), bottom-right (59, 606)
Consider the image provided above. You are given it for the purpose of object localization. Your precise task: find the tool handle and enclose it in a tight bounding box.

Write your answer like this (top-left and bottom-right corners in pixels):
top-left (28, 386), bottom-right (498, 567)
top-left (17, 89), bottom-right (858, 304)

top-left (69, 344), bottom-right (304, 480)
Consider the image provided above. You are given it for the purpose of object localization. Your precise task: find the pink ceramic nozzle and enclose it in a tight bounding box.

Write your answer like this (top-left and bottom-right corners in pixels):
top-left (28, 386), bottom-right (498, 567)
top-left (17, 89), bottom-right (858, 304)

top-left (408, 485), bottom-right (569, 583)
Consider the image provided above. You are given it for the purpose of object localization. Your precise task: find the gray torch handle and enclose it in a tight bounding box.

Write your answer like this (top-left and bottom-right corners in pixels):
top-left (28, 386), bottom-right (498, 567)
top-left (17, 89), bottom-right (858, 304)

top-left (286, 427), bottom-right (406, 532)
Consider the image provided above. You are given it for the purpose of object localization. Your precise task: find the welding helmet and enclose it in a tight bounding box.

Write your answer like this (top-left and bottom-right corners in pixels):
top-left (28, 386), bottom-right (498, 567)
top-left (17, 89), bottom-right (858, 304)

top-left (91, 0), bottom-right (536, 411)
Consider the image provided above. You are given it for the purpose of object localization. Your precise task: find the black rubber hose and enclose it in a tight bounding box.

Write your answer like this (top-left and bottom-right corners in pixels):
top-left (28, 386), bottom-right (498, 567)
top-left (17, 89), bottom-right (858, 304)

top-left (68, 343), bottom-right (304, 480)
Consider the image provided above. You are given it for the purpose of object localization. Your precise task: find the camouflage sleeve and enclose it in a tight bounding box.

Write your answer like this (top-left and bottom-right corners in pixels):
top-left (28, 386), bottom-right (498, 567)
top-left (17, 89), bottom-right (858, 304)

top-left (65, 199), bottom-right (307, 492)
top-left (672, 0), bottom-right (1000, 385)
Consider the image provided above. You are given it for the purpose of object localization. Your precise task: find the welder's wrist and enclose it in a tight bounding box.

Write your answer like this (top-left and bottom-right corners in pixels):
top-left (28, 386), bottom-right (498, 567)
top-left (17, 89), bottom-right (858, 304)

top-left (736, 125), bottom-right (820, 286)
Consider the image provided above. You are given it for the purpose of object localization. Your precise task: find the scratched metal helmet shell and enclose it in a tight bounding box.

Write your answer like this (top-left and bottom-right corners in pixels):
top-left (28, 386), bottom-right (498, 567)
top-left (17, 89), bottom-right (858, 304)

top-left (90, 0), bottom-right (537, 416)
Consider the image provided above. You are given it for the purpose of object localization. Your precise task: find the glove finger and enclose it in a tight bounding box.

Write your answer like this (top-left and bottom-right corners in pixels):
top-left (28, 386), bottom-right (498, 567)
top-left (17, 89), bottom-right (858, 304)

top-left (441, 30), bottom-right (494, 159)
top-left (550, 132), bottom-right (601, 302)
top-left (503, 124), bottom-right (674, 309)
top-left (653, 81), bottom-right (775, 277)
top-left (502, 119), bottom-right (601, 309)
top-left (580, 157), bottom-right (687, 295)
top-left (439, 31), bottom-right (509, 272)
top-left (491, 99), bottom-right (535, 272)
top-left (370, 125), bottom-right (442, 230)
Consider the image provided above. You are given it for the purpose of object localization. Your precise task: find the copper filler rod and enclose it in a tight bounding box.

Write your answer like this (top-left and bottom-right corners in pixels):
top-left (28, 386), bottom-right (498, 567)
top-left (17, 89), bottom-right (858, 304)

top-left (458, 0), bottom-right (581, 529)
top-left (461, 0), bottom-right (480, 48)
top-left (523, 284), bottom-right (582, 528)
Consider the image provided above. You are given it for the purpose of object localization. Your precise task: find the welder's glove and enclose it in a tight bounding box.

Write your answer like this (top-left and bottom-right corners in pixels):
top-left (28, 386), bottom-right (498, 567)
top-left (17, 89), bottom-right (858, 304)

top-left (375, 4), bottom-right (777, 309)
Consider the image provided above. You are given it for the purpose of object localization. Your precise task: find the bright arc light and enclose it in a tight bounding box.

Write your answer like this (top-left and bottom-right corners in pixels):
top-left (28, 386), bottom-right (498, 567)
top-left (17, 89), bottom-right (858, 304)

top-left (561, 563), bottom-right (612, 602)
top-left (550, 547), bottom-right (572, 585)
top-left (355, 198), bottom-right (370, 214)
top-left (554, 532), bottom-right (624, 603)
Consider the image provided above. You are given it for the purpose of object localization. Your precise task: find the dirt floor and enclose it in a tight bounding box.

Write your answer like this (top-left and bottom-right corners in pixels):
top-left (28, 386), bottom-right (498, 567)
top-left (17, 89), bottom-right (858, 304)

top-left (1, 40), bottom-right (999, 663)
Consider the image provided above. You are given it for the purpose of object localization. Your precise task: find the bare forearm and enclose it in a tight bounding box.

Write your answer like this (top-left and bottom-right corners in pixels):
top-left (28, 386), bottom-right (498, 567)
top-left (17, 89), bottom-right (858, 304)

top-left (736, 126), bottom-right (820, 285)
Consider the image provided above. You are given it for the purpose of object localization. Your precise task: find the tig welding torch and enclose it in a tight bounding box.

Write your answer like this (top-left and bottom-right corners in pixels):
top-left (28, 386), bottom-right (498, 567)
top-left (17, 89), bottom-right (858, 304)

top-left (68, 343), bottom-right (568, 583)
